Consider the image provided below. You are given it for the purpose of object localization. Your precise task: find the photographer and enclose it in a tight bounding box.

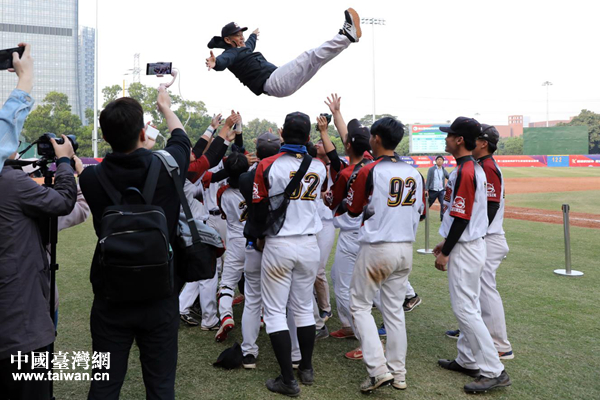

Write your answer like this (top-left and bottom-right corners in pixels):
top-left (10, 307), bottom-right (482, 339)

top-left (0, 137), bottom-right (77, 399)
top-left (79, 87), bottom-right (190, 400)
top-left (0, 43), bottom-right (34, 171)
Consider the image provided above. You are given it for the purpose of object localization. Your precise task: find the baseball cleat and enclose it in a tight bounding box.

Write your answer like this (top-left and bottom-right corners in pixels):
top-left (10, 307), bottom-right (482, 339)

top-left (297, 368), bottom-right (314, 386)
top-left (243, 354), bottom-right (257, 369)
top-left (266, 375), bottom-right (300, 397)
top-left (180, 313), bottom-right (199, 327)
top-left (340, 8), bottom-right (361, 43)
top-left (392, 379), bottom-right (407, 390)
top-left (498, 351), bottom-right (514, 360)
top-left (232, 294), bottom-right (245, 306)
top-left (438, 359), bottom-right (480, 378)
top-left (215, 317), bottom-right (235, 342)
top-left (378, 323), bottom-right (387, 337)
top-left (330, 327), bottom-right (355, 339)
top-left (464, 370), bottom-right (511, 393)
top-left (200, 322), bottom-right (220, 331)
top-left (403, 295), bottom-right (422, 312)
top-left (345, 347), bottom-right (363, 360)
top-left (360, 372), bottom-right (394, 393)
top-left (315, 325), bottom-right (329, 340)
top-left (445, 329), bottom-right (460, 339)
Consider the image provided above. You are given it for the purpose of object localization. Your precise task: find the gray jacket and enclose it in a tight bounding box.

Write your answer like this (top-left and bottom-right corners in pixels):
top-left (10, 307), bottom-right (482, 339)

top-left (0, 162), bottom-right (76, 359)
top-left (426, 165), bottom-right (449, 191)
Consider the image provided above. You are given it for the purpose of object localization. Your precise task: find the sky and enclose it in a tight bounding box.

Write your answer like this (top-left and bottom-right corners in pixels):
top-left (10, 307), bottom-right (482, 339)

top-left (79, 0), bottom-right (600, 128)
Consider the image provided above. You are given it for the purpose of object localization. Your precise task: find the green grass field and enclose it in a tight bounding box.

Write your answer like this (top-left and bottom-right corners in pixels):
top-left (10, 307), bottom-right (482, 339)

top-left (506, 190), bottom-right (600, 215)
top-left (52, 211), bottom-right (600, 399)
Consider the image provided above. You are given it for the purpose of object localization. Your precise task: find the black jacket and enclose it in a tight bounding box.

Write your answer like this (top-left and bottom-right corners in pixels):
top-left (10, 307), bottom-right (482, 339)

top-left (210, 33), bottom-right (277, 96)
top-left (79, 129), bottom-right (191, 298)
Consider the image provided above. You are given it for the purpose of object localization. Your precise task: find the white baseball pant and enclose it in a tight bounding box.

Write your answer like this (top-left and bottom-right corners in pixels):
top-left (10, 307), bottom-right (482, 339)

top-left (261, 235), bottom-right (320, 334)
top-left (406, 281), bottom-right (416, 299)
top-left (350, 242), bottom-right (413, 381)
top-left (179, 272), bottom-right (219, 329)
top-left (207, 214), bottom-right (227, 274)
top-left (331, 230), bottom-right (360, 328)
top-left (450, 238), bottom-right (505, 378)
top-left (218, 237), bottom-right (246, 321)
top-left (241, 245), bottom-right (263, 357)
top-left (315, 219), bottom-right (335, 313)
top-left (481, 234), bottom-right (511, 352)
top-left (263, 34), bottom-right (351, 97)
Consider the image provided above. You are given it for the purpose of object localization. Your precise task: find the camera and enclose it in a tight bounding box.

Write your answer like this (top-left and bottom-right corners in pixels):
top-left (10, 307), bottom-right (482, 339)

top-left (320, 113), bottom-right (332, 124)
top-left (37, 133), bottom-right (78, 158)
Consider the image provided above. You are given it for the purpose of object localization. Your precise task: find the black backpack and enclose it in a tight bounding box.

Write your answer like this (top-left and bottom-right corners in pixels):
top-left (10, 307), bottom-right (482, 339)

top-left (94, 157), bottom-right (174, 302)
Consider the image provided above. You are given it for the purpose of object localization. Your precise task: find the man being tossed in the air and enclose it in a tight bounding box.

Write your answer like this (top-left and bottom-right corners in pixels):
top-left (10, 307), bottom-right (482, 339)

top-left (205, 8), bottom-right (361, 97)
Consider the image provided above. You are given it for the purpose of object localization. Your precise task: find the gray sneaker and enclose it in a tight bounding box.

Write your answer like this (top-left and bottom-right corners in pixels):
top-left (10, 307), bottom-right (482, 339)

top-left (315, 326), bottom-right (329, 340)
top-left (464, 370), bottom-right (511, 393)
top-left (340, 8), bottom-right (362, 43)
top-left (360, 372), bottom-right (394, 393)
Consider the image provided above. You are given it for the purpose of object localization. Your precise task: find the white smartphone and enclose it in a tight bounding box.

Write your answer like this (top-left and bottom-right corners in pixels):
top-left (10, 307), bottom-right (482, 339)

top-left (145, 125), bottom-right (160, 140)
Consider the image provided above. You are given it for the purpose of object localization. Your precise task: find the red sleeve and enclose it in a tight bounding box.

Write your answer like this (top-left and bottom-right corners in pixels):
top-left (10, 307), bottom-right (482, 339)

top-left (216, 185), bottom-right (229, 220)
top-left (481, 158), bottom-right (501, 203)
top-left (188, 155), bottom-right (210, 183)
top-left (346, 162), bottom-right (377, 216)
top-left (326, 168), bottom-right (351, 210)
top-left (252, 159), bottom-right (270, 204)
top-left (450, 162), bottom-right (475, 220)
top-left (201, 171), bottom-right (213, 189)
top-left (419, 172), bottom-right (427, 218)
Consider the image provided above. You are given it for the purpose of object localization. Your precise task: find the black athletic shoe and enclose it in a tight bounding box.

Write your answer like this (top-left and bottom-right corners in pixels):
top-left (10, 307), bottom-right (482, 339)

top-left (464, 370), bottom-right (512, 393)
top-left (297, 368), bottom-right (314, 386)
top-left (438, 359), bottom-right (480, 378)
top-left (243, 354), bottom-right (257, 369)
top-left (266, 375), bottom-right (300, 397)
top-left (445, 329), bottom-right (460, 339)
top-left (180, 314), bottom-right (199, 327)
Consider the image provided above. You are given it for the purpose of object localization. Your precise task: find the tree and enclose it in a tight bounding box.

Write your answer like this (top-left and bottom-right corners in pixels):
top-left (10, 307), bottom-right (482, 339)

top-left (558, 109), bottom-right (600, 154)
top-left (496, 136), bottom-right (523, 155)
top-left (359, 113), bottom-right (398, 127)
top-left (22, 92), bottom-right (84, 145)
top-left (242, 118), bottom-right (279, 154)
top-left (102, 85), bottom-right (121, 107)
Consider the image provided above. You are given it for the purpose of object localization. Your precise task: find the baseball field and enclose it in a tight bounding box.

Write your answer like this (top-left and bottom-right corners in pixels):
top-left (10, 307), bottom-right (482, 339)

top-left (52, 167), bottom-right (600, 399)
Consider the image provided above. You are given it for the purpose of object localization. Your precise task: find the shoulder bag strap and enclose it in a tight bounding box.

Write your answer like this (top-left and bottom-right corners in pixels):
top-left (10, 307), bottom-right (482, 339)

top-left (94, 164), bottom-right (122, 205)
top-left (283, 154), bottom-right (312, 197)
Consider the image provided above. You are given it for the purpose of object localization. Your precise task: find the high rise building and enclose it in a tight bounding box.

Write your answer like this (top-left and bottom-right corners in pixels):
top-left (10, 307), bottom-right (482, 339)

top-left (78, 26), bottom-right (94, 125)
top-left (0, 0), bottom-right (82, 120)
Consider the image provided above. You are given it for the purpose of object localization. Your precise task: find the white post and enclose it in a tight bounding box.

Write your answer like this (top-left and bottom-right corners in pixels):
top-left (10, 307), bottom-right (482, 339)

top-left (554, 204), bottom-right (583, 277)
top-left (93, 0), bottom-right (99, 158)
top-left (417, 192), bottom-right (433, 254)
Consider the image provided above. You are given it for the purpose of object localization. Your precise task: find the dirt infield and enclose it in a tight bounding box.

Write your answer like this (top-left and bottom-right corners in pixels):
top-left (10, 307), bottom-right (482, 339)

top-left (430, 176), bottom-right (600, 229)
top-left (505, 177), bottom-right (600, 194)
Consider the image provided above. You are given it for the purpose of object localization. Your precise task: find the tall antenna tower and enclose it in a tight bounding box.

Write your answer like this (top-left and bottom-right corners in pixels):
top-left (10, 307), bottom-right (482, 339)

top-left (133, 53), bottom-right (141, 83)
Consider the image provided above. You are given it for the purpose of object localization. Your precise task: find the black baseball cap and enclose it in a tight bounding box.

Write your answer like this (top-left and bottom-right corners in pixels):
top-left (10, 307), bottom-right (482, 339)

top-left (221, 22), bottom-right (247, 38)
top-left (256, 132), bottom-right (281, 159)
top-left (282, 112), bottom-right (311, 143)
top-left (346, 119), bottom-right (371, 151)
top-left (440, 117), bottom-right (481, 141)
top-left (479, 124), bottom-right (500, 145)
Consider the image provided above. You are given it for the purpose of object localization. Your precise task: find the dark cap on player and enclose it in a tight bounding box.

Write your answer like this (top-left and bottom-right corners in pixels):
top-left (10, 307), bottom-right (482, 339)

top-left (221, 22), bottom-right (248, 38)
top-left (256, 132), bottom-right (281, 159)
top-left (440, 116), bottom-right (482, 141)
top-left (282, 112), bottom-right (311, 141)
top-left (479, 124), bottom-right (500, 145)
top-left (347, 119), bottom-right (371, 150)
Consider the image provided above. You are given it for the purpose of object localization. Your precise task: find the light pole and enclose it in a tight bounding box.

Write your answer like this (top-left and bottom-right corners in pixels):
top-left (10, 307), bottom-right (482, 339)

top-left (542, 81), bottom-right (553, 127)
top-left (93, 0), bottom-right (99, 157)
top-left (360, 17), bottom-right (385, 125)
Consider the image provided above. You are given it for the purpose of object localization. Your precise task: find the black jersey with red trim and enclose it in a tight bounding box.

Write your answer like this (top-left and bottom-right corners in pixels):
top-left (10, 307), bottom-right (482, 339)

top-left (346, 154), bottom-right (424, 243)
top-left (252, 152), bottom-right (326, 237)
top-left (478, 155), bottom-right (504, 235)
top-left (439, 155), bottom-right (488, 241)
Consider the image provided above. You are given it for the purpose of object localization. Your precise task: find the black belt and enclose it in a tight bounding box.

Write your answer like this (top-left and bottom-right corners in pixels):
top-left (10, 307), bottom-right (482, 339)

top-left (209, 209), bottom-right (221, 216)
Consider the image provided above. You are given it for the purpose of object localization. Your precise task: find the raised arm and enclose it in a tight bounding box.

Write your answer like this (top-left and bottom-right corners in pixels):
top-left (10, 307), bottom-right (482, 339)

top-left (325, 93), bottom-right (348, 143)
top-left (157, 86), bottom-right (184, 133)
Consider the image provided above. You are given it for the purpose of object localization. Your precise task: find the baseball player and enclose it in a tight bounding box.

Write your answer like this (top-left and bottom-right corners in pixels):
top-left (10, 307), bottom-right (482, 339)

top-left (444, 125), bottom-right (513, 360)
top-left (253, 112), bottom-right (326, 396)
top-left (214, 152), bottom-right (251, 342)
top-left (347, 117), bottom-right (424, 393)
top-left (205, 9), bottom-right (361, 98)
top-left (434, 117), bottom-right (511, 394)
top-left (239, 132), bottom-right (281, 369)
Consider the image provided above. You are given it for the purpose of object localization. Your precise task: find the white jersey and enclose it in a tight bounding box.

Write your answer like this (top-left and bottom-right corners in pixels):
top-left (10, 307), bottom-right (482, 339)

top-left (217, 185), bottom-right (247, 240)
top-left (317, 164), bottom-right (334, 221)
top-left (346, 155), bottom-right (424, 244)
top-left (479, 155), bottom-right (505, 236)
top-left (253, 152), bottom-right (326, 237)
top-left (439, 156), bottom-right (488, 241)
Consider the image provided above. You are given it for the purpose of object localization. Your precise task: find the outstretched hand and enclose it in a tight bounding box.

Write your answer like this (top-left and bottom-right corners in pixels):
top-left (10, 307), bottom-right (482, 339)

top-left (252, 28), bottom-right (260, 37)
top-left (317, 115), bottom-right (329, 133)
top-left (325, 93), bottom-right (341, 114)
top-left (206, 51), bottom-right (216, 71)
top-left (211, 113), bottom-right (223, 129)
